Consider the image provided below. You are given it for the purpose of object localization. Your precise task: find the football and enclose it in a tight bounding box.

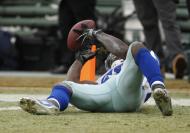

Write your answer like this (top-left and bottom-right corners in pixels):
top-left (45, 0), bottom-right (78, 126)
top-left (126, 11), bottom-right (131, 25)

top-left (67, 20), bottom-right (96, 51)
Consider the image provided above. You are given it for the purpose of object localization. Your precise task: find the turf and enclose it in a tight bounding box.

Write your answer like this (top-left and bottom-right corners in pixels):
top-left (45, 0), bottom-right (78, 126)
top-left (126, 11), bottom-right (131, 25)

top-left (0, 102), bottom-right (18, 107)
top-left (0, 76), bottom-right (190, 133)
top-left (0, 106), bottom-right (190, 133)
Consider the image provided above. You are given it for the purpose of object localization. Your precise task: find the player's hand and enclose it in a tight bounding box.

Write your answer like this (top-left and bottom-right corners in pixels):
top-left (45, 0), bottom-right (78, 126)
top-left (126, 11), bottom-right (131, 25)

top-left (75, 45), bottom-right (99, 65)
top-left (75, 28), bottom-right (102, 40)
top-left (73, 24), bottom-right (102, 46)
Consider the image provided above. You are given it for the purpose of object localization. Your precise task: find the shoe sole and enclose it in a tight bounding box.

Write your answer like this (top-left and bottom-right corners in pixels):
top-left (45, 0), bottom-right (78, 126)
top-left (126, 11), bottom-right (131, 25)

top-left (19, 98), bottom-right (58, 115)
top-left (153, 89), bottom-right (173, 116)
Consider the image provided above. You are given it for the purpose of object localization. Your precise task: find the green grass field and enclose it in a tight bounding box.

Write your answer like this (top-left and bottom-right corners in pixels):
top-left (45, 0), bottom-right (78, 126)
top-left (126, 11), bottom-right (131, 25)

top-left (0, 104), bottom-right (190, 133)
top-left (0, 76), bottom-right (190, 133)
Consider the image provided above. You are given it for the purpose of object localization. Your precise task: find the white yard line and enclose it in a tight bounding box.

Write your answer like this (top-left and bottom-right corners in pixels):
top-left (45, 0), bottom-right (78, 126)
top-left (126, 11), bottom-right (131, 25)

top-left (0, 94), bottom-right (48, 102)
top-left (145, 98), bottom-right (190, 107)
top-left (0, 106), bottom-right (20, 111)
top-left (0, 94), bottom-right (190, 111)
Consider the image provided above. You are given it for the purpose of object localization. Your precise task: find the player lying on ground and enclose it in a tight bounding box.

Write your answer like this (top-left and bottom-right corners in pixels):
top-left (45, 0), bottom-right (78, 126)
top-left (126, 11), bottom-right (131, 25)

top-left (19, 27), bottom-right (173, 116)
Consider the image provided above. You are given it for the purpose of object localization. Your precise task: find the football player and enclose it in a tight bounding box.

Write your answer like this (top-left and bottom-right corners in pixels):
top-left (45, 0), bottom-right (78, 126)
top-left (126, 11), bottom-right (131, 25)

top-left (19, 28), bottom-right (173, 116)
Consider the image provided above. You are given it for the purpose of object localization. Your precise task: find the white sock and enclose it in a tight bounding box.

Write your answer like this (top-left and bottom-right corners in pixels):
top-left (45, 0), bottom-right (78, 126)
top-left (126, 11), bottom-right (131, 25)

top-left (151, 81), bottom-right (165, 89)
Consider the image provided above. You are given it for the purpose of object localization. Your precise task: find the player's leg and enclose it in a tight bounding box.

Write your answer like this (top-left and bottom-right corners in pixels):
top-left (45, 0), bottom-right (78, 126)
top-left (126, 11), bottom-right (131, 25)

top-left (131, 42), bottom-right (173, 116)
top-left (114, 41), bottom-right (172, 115)
top-left (61, 81), bottom-right (115, 112)
top-left (20, 81), bottom-right (116, 114)
top-left (48, 80), bottom-right (118, 112)
top-left (19, 84), bottom-right (72, 115)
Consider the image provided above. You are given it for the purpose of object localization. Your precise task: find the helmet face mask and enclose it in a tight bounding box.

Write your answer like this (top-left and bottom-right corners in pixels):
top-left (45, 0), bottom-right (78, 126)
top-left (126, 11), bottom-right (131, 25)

top-left (105, 53), bottom-right (123, 70)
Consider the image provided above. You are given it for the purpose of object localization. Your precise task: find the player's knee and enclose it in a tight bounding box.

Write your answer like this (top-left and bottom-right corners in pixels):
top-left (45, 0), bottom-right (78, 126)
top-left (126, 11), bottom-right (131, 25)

top-left (131, 41), bottom-right (146, 57)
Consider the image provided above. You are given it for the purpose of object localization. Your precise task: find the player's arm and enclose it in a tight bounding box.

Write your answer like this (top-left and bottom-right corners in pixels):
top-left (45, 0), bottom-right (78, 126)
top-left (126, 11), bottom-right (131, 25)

top-left (77, 28), bottom-right (129, 59)
top-left (66, 48), bottom-right (98, 84)
top-left (95, 32), bottom-right (129, 59)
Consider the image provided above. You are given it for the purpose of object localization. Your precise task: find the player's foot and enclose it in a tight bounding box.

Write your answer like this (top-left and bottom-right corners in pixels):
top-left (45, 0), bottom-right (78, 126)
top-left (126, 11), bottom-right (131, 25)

top-left (153, 86), bottom-right (173, 116)
top-left (19, 97), bottom-right (59, 115)
top-left (172, 54), bottom-right (187, 79)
